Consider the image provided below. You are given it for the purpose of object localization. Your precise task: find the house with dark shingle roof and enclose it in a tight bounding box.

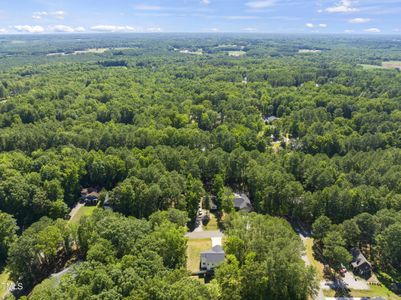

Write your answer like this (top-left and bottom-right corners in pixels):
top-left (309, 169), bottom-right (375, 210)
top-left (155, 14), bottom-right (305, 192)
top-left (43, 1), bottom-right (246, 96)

top-left (350, 248), bottom-right (372, 278)
top-left (81, 188), bottom-right (99, 206)
top-left (233, 193), bottom-right (253, 212)
top-left (200, 245), bottom-right (225, 271)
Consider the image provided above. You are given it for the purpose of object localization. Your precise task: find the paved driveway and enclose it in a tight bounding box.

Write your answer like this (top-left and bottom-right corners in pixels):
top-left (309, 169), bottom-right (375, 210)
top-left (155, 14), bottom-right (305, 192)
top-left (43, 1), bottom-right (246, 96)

top-left (340, 272), bottom-right (369, 290)
top-left (211, 237), bottom-right (222, 247)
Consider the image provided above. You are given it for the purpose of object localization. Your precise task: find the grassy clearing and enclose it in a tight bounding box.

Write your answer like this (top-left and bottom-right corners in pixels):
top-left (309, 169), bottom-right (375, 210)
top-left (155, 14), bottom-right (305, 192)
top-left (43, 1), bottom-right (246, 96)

top-left (352, 285), bottom-right (400, 300)
top-left (360, 64), bottom-right (385, 69)
top-left (204, 213), bottom-right (219, 231)
top-left (186, 239), bottom-right (212, 273)
top-left (73, 48), bottom-right (109, 54)
top-left (0, 271), bottom-right (10, 299)
top-left (69, 206), bottom-right (96, 224)
top-left (305, 238), bottom-right (324, 280)
top-left (228, 51), bottom-right (246, 57)
top-left (323, 285), bottom-right (400, 299)
top-left (360, 61), bottom-right (401, 70)
top-left (179, 49), bottom-right (203, 55)
top-left (382, 61), bottom-right (401, 70)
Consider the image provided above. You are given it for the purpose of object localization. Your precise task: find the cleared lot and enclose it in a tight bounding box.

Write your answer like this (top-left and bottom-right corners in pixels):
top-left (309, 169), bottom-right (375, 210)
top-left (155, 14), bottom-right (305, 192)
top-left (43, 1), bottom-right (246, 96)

top-left (186, 239), bottom-right (212, 273)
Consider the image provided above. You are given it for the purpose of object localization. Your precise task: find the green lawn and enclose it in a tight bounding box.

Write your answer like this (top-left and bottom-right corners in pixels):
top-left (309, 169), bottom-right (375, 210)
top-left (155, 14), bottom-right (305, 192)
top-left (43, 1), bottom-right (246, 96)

top-left (228, 51), bottom-right (246, 57)
top-left (360, 62), bottom-right (401, 70)
top-left (186, 239), bottom-right (212, 273)
top-left (304, 238), bottom-right (324, 280)
top-left (69, 205), bottom-right (96, 224)
top-left (360, 64), bottom-right (385, 70)
top-left (0, 271), bottom-right (10, 299)
top-left (203, 213), bottom-right (219, 231)
top-left (323, 285), bottom-right (400, 299)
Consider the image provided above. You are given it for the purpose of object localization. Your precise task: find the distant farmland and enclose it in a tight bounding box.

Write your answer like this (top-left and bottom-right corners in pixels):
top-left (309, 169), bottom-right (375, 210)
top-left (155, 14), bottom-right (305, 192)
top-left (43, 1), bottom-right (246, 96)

top-left (360, 61), bottom-right (401, 70)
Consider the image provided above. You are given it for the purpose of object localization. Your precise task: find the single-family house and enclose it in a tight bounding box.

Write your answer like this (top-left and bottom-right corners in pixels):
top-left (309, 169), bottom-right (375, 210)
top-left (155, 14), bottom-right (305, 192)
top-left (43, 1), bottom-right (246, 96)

top-left (350, 248), bottom-right (372, 278)
top-left (233, 193), bottom-right (253, 212)
top-left (200, 245), bottom-right (225, 271)
top-left (81, 188), bottom-right (99, 206)
top-left (263, 115), bottom-right (280, 124)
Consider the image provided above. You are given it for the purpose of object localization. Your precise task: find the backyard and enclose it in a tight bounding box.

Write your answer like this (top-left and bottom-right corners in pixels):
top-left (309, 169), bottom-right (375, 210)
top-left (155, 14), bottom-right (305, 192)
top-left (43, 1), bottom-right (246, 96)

top-left (186, 238), bottom-right (212, 273)
top-left (69, 205), bottom-right (97, 224)
top-left (203, 213), bottom-right (219, 231)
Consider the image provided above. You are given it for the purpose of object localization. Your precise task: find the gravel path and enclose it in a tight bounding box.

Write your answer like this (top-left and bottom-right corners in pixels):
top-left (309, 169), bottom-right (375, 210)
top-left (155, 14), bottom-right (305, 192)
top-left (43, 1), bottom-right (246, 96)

top-left (68, 203), bottom-right (84, 221)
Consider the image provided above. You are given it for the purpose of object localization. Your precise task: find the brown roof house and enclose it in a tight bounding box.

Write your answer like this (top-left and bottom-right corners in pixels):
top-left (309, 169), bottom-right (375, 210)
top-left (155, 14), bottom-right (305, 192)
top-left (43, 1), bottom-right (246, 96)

top-left (81, 188), bottom-right (99, 206)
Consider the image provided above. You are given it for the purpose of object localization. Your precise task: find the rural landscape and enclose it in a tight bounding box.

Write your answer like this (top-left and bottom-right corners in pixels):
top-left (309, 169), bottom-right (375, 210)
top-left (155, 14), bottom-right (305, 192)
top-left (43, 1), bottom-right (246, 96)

top-left (1, 1), bottom-right (401, 300)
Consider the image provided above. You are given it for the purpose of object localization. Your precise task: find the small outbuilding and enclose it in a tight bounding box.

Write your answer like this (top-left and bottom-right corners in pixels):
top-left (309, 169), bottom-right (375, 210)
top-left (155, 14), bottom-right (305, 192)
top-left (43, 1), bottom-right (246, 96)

top-left (200, 245), bottom-right (225, 271)
top-left (350, 248), bottom-right (372, 278)
top-left (208, 196), bottom-right (218, 211)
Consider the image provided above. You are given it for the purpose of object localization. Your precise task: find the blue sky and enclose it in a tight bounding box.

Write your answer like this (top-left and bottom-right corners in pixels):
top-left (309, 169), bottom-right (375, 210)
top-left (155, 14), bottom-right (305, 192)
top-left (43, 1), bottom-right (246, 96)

top-left (0, 0), bottom-right (400, 34)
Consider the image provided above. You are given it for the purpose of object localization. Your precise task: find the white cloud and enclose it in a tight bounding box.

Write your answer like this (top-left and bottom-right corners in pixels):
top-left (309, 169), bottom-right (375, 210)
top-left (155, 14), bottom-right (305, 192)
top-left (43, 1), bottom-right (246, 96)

top-left (32, 10), bottom-right (66, 20)
top-left (224, 15), bottom-right (259, 20)
top-left (146, 27), bottom-right (162, 32)
top-left (14, 25), bottom-right (44, 33)
top-left (306, 23), bottom-right (327, 28)
top-left (243, 27), bottom-right (257, 32)
top-left (32, 11), bottom-right (47, 20)
top-left (246, 0), bottom-right (276, 9)
top-left (344, 29), bottom-right (354, 33)
top-left (365, 27), bottom-right (381, 33)
top-left (51, 25), bottom-right (75, 33)
top-left (74, 26), bottom-right (86, 32)
top-left (325, 0), bottom-right (358, 13)
top-left (53, 11), bottom-right (66, 19)
top-left (90, 25), bottom-right (137, 33)
top-left (134, 4), bottom-right (162, 10)
top-left (349, 18), bottom-right (370, 24)
top-left (200, 0), bottom-right (210, 5)
top-left (47, 25), bottom-right (85, 33)
top-left (0, 28), bottom-right (6, 33)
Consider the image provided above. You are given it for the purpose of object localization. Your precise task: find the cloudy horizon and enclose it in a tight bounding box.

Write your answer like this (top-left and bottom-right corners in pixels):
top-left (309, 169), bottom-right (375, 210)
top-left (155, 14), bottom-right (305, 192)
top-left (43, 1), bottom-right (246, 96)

top-left (0, 0), bottom-right (400, 35)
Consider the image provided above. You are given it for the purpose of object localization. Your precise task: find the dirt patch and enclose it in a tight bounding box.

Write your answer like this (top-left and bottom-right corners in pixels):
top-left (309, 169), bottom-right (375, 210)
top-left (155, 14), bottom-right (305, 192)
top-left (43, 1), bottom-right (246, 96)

top-left (382, 61), bottom-right (401, 70)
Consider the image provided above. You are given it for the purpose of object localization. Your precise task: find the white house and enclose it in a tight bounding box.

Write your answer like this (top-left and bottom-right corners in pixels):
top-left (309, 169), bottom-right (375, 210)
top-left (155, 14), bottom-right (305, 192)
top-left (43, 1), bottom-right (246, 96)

top-left (200, 245), bottom-right (225, 271)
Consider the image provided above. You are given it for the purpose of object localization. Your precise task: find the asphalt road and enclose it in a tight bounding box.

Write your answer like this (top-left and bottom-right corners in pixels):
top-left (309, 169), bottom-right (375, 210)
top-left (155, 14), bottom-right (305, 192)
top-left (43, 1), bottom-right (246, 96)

top-left (185, 230), bottom-right (224, 239)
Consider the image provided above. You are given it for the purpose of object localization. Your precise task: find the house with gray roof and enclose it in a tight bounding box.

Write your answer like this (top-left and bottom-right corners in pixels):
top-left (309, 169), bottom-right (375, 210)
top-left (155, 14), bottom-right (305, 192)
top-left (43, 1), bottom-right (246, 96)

top-left (233, 193), bottom-right (253, 212)
top-left (350, 248), bottom-right (372, 278)
top-left (200, 245), bottom-right (225, 271)
top-left (263, 115), bottom-right (280, 124)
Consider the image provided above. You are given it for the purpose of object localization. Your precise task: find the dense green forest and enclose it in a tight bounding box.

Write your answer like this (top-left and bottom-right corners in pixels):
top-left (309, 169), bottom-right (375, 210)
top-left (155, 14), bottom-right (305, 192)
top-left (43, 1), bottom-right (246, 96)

top-left (1, 34), bottom-right (401, 299)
